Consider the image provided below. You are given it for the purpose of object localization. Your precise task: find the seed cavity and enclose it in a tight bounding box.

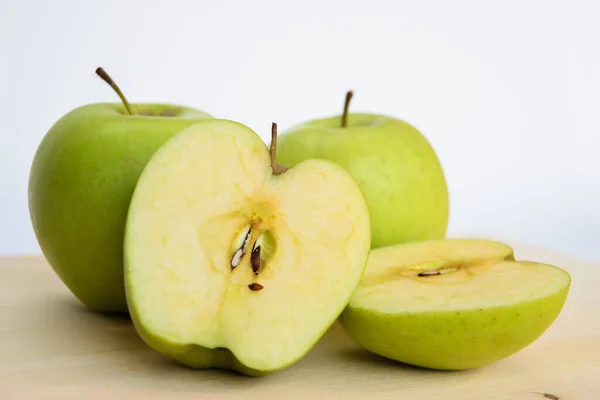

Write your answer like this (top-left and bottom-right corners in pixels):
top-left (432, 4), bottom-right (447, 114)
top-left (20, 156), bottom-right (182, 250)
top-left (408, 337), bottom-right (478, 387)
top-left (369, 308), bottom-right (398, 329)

top-left (418, 270), bottom-right (442, 277)
top-left (231, 224), bottom-right (252, 270)
top-left (241, 231), bottom-right (251, 251)
top-left (254, 230), bottom-right (276, 266)
top-left (251, 245), bottom-right (261, 275)
top-left (248, 283), bottom-right (264, 291)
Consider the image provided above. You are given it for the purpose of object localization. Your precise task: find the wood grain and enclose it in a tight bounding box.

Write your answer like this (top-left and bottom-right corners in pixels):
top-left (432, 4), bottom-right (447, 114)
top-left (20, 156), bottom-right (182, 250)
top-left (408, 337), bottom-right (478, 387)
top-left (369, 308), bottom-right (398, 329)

top-left (1, 243), bottom-right (599, 399)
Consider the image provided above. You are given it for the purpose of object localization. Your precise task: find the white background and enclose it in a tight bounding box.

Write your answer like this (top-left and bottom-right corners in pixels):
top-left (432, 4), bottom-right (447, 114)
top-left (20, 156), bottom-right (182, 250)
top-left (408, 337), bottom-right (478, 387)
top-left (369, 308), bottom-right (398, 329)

top-left (1, 0), bottom-right (598, 261)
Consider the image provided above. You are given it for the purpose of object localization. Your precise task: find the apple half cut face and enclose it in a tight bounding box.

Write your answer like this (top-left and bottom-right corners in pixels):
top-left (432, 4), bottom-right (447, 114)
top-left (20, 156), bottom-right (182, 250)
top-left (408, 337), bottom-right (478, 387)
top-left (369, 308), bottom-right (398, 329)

top-left (338, 239), bottom-right (571, 370)
top-left (124, 119), bottom-right (371, 375)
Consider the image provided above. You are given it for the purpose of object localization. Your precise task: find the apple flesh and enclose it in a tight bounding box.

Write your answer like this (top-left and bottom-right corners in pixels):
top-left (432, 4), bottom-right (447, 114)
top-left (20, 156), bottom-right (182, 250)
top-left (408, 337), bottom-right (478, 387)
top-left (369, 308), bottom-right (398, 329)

top-left (276, 109), bottom-right (449, 249)
top-left (28, 102), bottom-right (212, 313)
top-left (338, 239), bottom-right (571, 370)
top-left (124, 119), bottom-right (371, 375)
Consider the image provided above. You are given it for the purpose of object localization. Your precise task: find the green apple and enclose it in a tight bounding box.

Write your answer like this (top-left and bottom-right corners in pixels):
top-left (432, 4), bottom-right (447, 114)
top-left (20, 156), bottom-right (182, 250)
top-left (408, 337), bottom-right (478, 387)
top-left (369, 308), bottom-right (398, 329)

top-left (338, 238), bottom-right (571, 370)
top-left (123, 120), bottom-right (371, 375)
top-left (276, 91), bottom-right (449, 249)
top-left (28, 68), bottom-right (213, 313)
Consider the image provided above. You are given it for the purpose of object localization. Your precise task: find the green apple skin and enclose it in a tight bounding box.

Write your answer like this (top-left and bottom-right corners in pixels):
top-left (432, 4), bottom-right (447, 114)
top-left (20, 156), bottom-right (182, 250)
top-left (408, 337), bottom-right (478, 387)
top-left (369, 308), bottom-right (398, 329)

top-left (127, 293), bottom-right (327, 377)
top-left (276, 114), bottom-right (449, 249)
top-left (127, 273), bottom-right (363, 376)
top-left (338, 285), bottom-right (570, 370)
top-left (128, 305), bottom-right (268, 376)
top-left (28, 103), bottom-right (212, 313)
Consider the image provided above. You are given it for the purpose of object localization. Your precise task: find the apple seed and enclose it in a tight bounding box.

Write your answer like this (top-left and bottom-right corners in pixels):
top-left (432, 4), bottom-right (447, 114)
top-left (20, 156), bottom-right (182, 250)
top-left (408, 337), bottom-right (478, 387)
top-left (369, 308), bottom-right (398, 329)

top-left (418, 270), bottom-right (442, 277)
top-left (231, 248), bottom-right (244, 269)
top-left (543, 394), bottom-right (558, 400)
top-left (248, 283), bottom-right (264, 291)
top-left (251, 245), bottom-right (261, 275)
top-left (231, 225), bottom-right (252, 270)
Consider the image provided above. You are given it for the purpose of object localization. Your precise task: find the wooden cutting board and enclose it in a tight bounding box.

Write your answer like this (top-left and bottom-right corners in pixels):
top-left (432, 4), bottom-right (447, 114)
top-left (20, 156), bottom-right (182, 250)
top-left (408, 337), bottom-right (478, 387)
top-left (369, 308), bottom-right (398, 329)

top-left (1, 243), bottom-right (599, 400)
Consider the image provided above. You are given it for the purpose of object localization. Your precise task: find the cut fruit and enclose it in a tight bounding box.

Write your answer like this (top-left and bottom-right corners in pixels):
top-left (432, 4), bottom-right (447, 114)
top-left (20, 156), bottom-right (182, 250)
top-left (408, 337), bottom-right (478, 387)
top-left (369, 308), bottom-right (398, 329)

top-left (338, 238), bottom-right (571, 370)
top-left (124, 119), bottom-right (371, 375)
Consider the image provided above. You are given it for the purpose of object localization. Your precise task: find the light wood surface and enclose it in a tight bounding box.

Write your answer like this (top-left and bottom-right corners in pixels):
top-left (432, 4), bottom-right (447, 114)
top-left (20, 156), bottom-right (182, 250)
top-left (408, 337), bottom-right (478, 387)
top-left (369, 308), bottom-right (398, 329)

top-left (1, 243), bottom-right (599, 400)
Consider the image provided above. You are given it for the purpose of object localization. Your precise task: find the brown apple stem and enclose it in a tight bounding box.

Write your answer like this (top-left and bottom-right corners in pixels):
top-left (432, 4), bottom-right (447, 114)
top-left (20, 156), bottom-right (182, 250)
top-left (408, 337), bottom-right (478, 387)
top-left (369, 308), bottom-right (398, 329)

top-left (270, 122), bottom-right (289, 175)
top-left (270, 122), bottom-right (278, 167)
top-left (95, 67), bottom-right (133, 115)
top-left (341, 90), bottom-right (354, 128)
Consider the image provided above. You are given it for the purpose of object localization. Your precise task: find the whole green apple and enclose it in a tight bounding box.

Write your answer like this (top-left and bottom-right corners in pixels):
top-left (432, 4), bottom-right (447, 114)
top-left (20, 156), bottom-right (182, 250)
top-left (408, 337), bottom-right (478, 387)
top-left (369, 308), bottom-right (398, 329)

top-left (276, 91), bottom-right (449, 249)
top-left (28, 68), bottom-right (212, 313)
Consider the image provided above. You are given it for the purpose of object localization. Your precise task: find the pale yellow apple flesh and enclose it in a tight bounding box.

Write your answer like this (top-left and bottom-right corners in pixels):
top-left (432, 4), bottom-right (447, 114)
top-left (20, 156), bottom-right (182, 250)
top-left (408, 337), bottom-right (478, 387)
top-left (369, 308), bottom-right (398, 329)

top-left (339, 239), bottom-right (571, 370)
top-left (124, 119), bottom-right (371, 375)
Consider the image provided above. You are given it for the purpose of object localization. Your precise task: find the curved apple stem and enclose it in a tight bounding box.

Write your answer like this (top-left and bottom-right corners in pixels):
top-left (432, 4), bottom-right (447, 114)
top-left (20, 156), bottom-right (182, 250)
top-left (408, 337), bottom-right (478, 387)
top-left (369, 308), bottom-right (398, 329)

top-left (95, 67), bottom-right (133, 115)
top-left (269, 122), bottom-right (289, 175)
top-left (341, 90), bottom-right (354, 128)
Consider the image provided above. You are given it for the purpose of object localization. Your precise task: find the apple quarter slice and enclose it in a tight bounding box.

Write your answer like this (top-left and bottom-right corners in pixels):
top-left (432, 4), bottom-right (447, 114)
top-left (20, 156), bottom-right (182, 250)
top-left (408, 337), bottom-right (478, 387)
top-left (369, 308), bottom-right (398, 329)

top-left (339, 239), bottom-right (571, 370)
top-left (124, 119), bottom-right (371, 375)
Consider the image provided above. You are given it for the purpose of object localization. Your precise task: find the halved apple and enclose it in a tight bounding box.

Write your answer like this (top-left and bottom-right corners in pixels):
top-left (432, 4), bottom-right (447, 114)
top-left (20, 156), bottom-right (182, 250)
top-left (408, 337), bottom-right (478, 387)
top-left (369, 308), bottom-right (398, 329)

top-left (124, 120), bottom-right (371, 375)
top-left (338, 239), bottom-right (571, 370)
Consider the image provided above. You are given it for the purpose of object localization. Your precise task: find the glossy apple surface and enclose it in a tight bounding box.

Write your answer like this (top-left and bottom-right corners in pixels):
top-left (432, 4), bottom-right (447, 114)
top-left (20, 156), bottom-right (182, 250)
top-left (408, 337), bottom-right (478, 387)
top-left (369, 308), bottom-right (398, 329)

top-left (29, 103), bottom-right (212, 312)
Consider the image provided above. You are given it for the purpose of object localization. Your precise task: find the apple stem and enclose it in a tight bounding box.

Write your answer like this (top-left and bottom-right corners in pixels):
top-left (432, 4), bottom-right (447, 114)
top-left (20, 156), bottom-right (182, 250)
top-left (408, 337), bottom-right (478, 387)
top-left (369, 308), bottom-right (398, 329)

top-left (95, 67), bottom-right (133, 115)
top-left (341, 90), bottom-right (354, 128)
top-left (270, 122), bottom-right (289, 175)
